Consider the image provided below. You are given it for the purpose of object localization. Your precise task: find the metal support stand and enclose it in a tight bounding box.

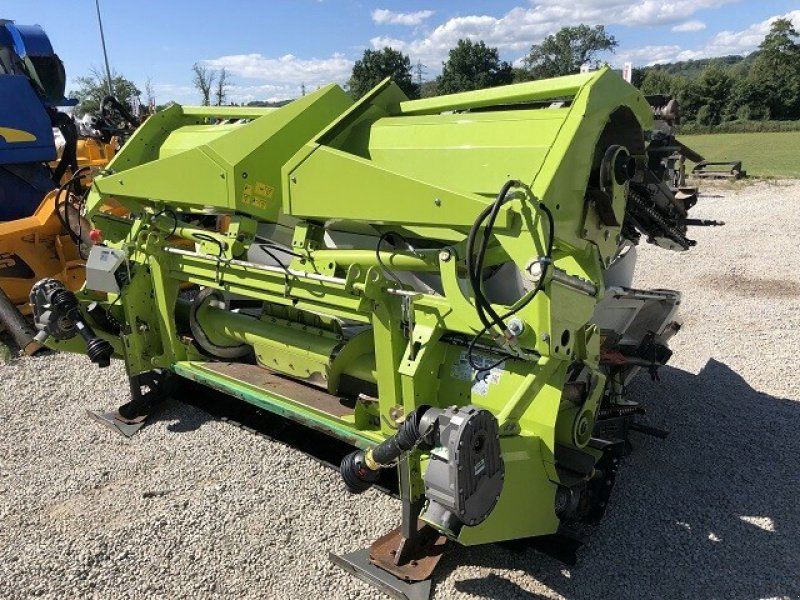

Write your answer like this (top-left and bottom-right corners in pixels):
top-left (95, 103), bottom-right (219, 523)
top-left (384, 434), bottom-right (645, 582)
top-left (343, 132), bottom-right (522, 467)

top-left (330, 459), bottom-right (447, 600)
top-left (87, 370), bottom-right (171, 437)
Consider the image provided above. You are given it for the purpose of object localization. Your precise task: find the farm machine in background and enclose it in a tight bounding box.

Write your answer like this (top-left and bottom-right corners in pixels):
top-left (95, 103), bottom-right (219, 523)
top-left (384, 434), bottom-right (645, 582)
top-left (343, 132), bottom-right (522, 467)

top-left (646, 93), bottom-right (745, 182)
top-left (0, 19), bottom-right (137, 353)
top-left (31, 68), bottom-right (702, 599)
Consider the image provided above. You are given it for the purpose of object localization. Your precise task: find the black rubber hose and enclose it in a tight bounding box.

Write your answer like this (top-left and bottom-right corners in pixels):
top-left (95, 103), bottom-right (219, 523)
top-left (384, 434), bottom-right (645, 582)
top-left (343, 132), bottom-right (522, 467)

top-left (0, 287), bottom-right (39, 354)
top-left (466, 180), bottom-right (519, 335)
top-left (340, 406), bottom-right (433, 494)
top-left (466, 201), bottom-right (555, 372)
top-left (101, 95), bottom-right (140, 128)
top-left (465, 202), bottom-right (495, 330)
top-left (51, 288), bottom-right (113, 368)
top-left (371, 407), bottom-right (428, 465)
top-left (51, 111), bottom-right (79, 185)
top-left (472, 180), bottom-right (519, 332)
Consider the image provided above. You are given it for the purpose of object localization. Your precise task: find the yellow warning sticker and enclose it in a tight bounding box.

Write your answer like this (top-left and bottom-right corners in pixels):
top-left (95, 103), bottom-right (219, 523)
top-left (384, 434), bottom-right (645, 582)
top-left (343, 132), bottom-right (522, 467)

top-left (255, 181), bottom-right (274, 199)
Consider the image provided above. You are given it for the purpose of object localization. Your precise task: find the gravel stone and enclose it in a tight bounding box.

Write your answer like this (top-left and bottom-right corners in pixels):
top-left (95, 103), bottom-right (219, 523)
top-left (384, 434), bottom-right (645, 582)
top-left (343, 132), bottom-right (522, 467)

top-left (1, 180), bottom-right (799, 599)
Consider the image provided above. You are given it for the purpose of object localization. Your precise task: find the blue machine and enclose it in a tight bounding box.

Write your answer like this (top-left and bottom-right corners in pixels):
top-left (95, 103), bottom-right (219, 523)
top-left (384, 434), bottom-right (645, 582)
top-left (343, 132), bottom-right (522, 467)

top-left (0, 20), bottom-right (70, 221)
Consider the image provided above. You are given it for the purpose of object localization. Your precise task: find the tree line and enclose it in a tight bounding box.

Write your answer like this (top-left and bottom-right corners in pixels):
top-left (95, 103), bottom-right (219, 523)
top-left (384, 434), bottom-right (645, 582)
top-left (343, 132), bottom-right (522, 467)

top-left (70, 19), bottom-right (799, 131)
top-left (636, 19), bottom-right (800, 125)
top-left (348, 25), bottom-right (618, 100)
top-left (349, 19), bottom-right (800, 128)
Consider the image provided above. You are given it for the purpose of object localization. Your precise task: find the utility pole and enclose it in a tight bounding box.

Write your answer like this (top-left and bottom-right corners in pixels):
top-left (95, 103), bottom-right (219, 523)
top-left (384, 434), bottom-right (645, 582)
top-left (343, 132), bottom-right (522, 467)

top-left (414, 60), bottom-right (427, 87)
top-left (95, 0), bottom-right (114, 96)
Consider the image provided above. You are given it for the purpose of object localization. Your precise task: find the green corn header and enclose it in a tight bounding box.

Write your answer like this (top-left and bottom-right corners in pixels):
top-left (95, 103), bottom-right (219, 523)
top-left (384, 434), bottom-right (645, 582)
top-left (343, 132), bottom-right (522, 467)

top-left (31, 67), bottom-right (697, 598)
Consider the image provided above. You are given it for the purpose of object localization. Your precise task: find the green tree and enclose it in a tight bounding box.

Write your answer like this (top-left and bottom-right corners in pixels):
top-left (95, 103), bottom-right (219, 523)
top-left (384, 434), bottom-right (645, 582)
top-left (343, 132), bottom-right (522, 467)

top-left (522, 24), bottom-right (617, 80)
top-left (748, 18), bottom-right (800, 119)
top-left (726, 76), bottom-right (771, 121)
top-left (70, 67), bottom-right (141, 116)
top-left (691, 66), bottom-right (734, 126)
top-left (419, 79), bottom-right (438, 98)
top-left (348, 47), bottom-right (419, 100)
top-left (639, 70), bottom-right (681, 96)
top-left (436, 39), bottom-right (512, 94)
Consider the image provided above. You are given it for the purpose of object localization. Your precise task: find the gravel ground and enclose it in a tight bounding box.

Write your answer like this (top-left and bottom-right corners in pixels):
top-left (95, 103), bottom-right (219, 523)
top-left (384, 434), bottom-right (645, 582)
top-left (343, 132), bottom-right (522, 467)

top-left (1, 179), bottom-right (799, 600)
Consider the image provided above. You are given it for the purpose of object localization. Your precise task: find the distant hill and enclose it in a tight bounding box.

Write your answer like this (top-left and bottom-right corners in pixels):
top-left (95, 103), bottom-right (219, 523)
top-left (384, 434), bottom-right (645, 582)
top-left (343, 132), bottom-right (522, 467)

top-left (246, 99), bottom-right (293, 108)
top-left (633, 52), bottom-right (759, 84)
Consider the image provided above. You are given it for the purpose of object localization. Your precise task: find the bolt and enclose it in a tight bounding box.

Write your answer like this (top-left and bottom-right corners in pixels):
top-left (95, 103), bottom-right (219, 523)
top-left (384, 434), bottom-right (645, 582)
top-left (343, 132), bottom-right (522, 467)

top-left (434, 197), bottom-right (441, 206)
top-left (507, 317), bottom-right (525, 337)
top-left (541, 332), bottom-right (550, 343)
top-left (438, 248), bottom-right (451, 262)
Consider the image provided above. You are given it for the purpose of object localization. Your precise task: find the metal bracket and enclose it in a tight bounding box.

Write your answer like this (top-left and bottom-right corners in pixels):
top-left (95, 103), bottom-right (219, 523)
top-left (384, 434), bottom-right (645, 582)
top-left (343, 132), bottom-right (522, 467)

top-left (86, 370), bottom-right (171, 437)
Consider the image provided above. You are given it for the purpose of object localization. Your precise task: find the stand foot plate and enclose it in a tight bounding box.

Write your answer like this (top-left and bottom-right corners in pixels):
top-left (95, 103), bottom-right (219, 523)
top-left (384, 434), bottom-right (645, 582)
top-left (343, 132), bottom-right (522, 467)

top-left (329, 549), bottom-right (432, 600)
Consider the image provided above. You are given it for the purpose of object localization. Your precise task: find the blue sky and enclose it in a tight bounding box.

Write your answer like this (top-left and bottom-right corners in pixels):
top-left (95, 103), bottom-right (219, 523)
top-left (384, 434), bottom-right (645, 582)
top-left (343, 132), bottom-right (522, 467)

top-left (5, 1), bottom-right (799, 105)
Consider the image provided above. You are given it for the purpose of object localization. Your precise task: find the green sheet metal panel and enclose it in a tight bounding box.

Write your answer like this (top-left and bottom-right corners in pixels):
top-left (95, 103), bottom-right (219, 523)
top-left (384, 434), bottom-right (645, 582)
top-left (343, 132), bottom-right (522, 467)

top-left (91, 85), bottom-right (353, 222)
top-left (368, 108), bottom-right (567, 196)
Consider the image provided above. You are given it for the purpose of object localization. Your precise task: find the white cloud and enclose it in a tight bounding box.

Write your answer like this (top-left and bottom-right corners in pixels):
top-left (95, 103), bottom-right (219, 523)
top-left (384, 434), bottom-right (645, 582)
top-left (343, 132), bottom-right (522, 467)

top-left (701, 9), bottom-right (800, 56)
top-left (160, 4), bottom-right (798, 104)
top-left (372, 9), bottom-right (434, 26)
top-left (369, 0), bottom-right (738, 66)
top-left (672, 20), bottom-right (706, 33)
top-left (204, 53), bottom-right (353, 87)
top-left (619, 9), bottom-right (800, 66)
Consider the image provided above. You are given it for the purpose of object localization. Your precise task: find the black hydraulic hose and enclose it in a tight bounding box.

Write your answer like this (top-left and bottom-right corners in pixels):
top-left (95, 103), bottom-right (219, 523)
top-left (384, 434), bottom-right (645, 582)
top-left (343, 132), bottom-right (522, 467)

top-left (51, 111), bottom-right (79, 185)
top-left (466, 201), bottom-right (555, 372)
top-left (466, 180), bottom-right (519, 334)
top-left (474, 180), bottom-right (519, 332)
top-left (340, 406), bottom-right (434, 494)
top-left (54, 167), bottom-right (91, 249)
top-left (0, 287), bottom-right (41, 355)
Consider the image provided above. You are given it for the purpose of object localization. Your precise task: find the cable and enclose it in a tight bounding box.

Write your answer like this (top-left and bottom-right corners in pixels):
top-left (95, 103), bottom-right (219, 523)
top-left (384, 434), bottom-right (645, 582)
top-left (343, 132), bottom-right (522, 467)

top-left (375, 231), bottom-right (416, 285)
top-left (257, 244), bottom-right (294, 295)
top-left (54, 167), bottom-right (91, 250)
top-left (254, 238), bottom-right (305, 258)
top-left (192, 232), bottom-right (226, 257)
top-left (466, 200), bottom-right (555, 372)
top-left (151, 208), bottom-right (179, 237)
top-left (467, 180), bottom-right (519, 334)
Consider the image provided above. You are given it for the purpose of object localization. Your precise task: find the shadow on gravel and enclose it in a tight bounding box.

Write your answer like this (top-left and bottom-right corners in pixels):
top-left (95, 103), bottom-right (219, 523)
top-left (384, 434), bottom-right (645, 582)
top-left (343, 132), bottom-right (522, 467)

top-left (443, 359), bottom-right (800, 600)
top-left (106, 358), bottom-right (799, 599)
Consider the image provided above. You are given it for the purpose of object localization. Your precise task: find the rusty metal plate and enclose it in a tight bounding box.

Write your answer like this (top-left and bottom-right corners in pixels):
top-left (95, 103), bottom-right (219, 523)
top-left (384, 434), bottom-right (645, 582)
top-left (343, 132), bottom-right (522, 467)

top-left (202, 362), bottom-right (354, 417)
top-left (369, 521), bottom-right (448, 582)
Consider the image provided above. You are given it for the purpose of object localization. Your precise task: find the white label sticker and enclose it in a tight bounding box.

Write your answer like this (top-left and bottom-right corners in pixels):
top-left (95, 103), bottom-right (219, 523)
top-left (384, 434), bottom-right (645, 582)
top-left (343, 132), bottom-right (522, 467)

top-left (450, 351), bottom-right (505, 396)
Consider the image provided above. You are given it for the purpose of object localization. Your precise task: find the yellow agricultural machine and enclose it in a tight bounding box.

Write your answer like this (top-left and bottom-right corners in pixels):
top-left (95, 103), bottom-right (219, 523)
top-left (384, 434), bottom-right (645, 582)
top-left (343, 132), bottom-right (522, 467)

top-left (0, 19), bottom-right (135, 351)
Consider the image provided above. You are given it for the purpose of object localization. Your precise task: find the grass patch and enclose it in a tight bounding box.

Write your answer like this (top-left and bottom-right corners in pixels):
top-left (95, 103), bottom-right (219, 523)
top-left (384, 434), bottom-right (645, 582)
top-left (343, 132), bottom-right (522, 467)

top-left (679, 131), bottom-right (800, 178)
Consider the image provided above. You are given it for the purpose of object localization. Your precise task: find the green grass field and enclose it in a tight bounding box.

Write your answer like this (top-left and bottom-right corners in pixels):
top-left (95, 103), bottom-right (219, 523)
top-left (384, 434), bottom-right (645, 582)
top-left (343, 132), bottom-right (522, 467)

top-left (680, 131), bottom-right (800, 178)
